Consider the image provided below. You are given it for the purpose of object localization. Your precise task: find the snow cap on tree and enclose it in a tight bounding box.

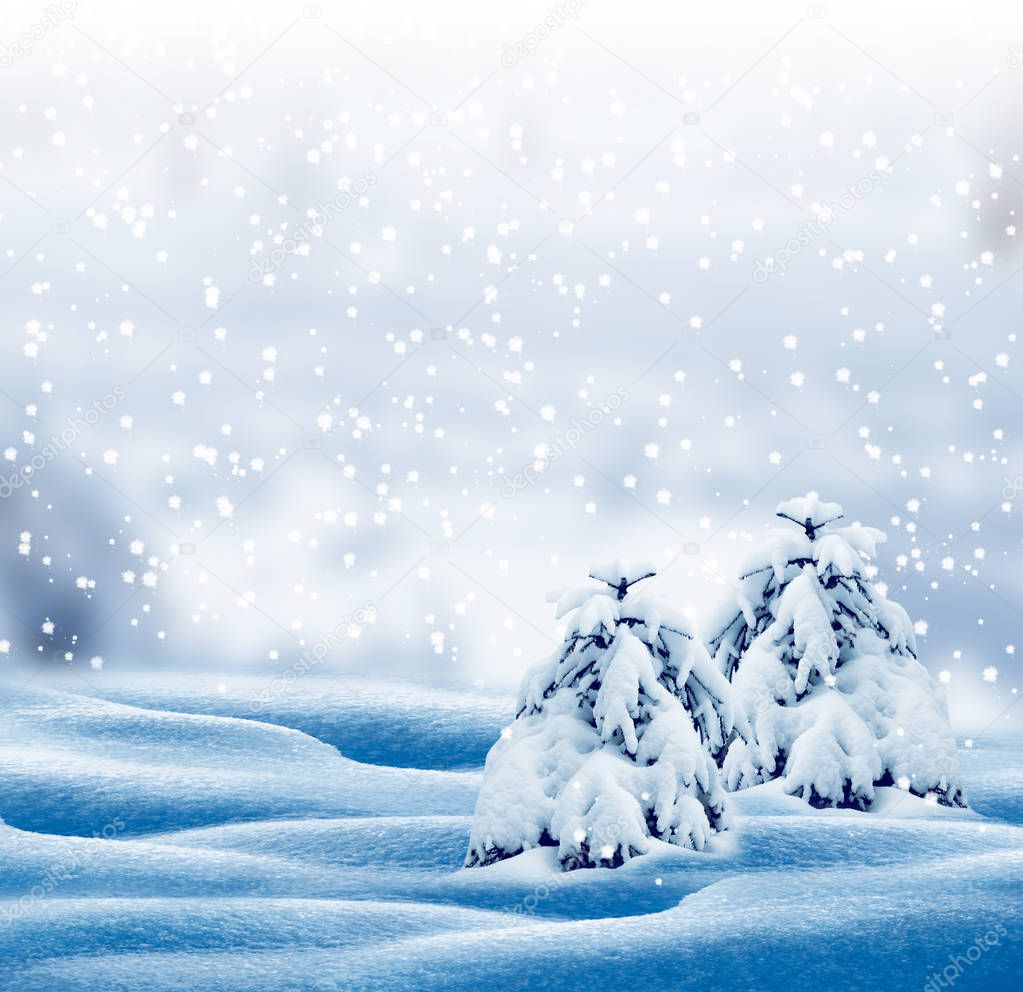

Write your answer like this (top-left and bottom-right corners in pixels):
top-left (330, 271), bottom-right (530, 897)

top-left (586, 559), bottom-right (656, 600)
top-left (775, 493), bottom-right (844, 539)
top-left (465, 561), bottom-right (732, 870)
top-left (708, 493), bottom-right (966, 810)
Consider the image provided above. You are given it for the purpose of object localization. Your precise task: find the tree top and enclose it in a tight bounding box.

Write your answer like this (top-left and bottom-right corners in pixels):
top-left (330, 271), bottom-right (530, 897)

top-left (775, 493), bottom-right (844, 539)
top-left (587, 559), bottom-right (657, 600)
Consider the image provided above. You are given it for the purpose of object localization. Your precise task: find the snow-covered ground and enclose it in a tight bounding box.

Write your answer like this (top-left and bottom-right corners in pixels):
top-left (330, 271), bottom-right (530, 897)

top-left (1, 670), bottom-right (1020, 991)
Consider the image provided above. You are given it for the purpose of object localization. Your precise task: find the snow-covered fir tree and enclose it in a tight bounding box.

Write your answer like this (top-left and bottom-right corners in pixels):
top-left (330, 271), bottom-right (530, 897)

top-left (465, 561), bottom-right (733, 870)
top-left (706, 493), bottom-right (966, 810)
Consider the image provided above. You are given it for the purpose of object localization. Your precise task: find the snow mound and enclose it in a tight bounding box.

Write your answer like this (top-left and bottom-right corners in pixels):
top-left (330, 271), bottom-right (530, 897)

top-left (0, 674), bottom-right (1019, 992)
top-left (0, 684), bottom-right (479, 836)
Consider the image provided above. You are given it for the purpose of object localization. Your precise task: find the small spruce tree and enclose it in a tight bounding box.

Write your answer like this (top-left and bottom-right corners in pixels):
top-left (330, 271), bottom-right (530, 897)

top-left (706, 493), bottom-right (966, 810)
top-left (465, 561), bottom-right (733, 870)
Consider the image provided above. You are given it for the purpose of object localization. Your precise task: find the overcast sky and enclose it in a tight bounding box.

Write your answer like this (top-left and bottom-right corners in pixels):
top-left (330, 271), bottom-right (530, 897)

top-left (1, 0), bottom-right (1021, 730)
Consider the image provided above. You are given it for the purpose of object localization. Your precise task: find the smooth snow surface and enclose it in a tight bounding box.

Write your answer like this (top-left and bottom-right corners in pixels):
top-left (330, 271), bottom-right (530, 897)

top-left (1, 669), bottom-right (1020, 991)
